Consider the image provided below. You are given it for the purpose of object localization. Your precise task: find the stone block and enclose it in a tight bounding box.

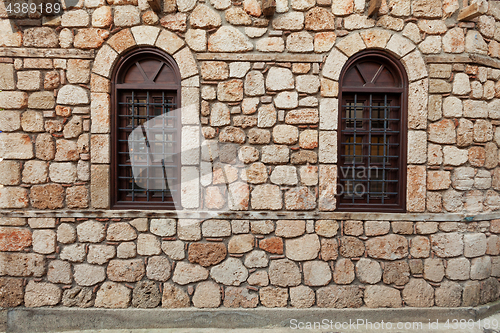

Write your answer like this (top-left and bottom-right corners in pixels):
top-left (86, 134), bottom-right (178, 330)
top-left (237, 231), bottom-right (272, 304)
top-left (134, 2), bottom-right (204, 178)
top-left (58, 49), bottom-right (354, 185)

top-left (24, 281), bottom-right (61, 307)
top-left (0, 133), bottom-right (33, 159)
top-left (402, 278), bottom-right (434, 307)
top-left (208, 26), bottom-right (253, 52)
top-left (273, 125), bottom-right (298, 145)
top-left (95, 282), bottom-right (131, 308)
top-left (0, 227), bottom-right (32, 252)
top-left (464, 233), bottom-right (487, 258)
top-left (87, 245), bottom-right (115, 265)
top-left (77, 220), bottom-right (105, 243)
top-left (316, 285), bottom-right (363, 308)
top-left (470, 256), bottom-right (491, 280)
top-left (60, 244), bottom-right (86, 263)
top-left (259, 286), bottom-right (288, 307)
top-left (228, 234), bottom-right (254, 253)
top-left (0, 64), bottom-right (15, 90)
top-left (268, 259), bottom-right (301, 287)
top-left (430, 233), bottom-right (464, 258)
top-left (189, 243), bottom-right (226, 267)
top-left (355, 258), bottom-right (381, 284)
top-left (117, 242), bottom-right (137, 259)
top-left (137, 234), bottom-right (161, 256)
top-left (365, 221), bottom-right (390, 236)
top-left (107, 259), bottom-right (145, 282)
top-left (366, 234), bottom-right (408, 260)
top-left (443, 27), bottom-right (465, 53)
top-left (446, 257), bottom-right (470, 280)
top-left (364, 285), bottom-right (402, 308)
top-left (286, 234), bottom-right (320, 261)
top-left (319, 131), bottom-right (337, 163)
top-left (177, 219), bottom-right (202, 241)
top-left (29, 184), bottom-right (64, 209)
top-left (210, 257), bottom-right (248, 286)
top-left (272, 12), bottom-right (304, 31)
top-left (161, 283), bottom-right (189, 308)
top-left (0, 160), bottom-right (20, 185)
top-left (407, 165), bottom-right (426, 212)
top-left (132, 281), bottom-right (161, 309)
top-left (192, 281), bottom-right (221, 308)
top-left (0, 278), bottom-right (24, 307)
top-left (435, 281), bottom-right (462, 307)
top-left (32, 229), bottom-right (56, 254)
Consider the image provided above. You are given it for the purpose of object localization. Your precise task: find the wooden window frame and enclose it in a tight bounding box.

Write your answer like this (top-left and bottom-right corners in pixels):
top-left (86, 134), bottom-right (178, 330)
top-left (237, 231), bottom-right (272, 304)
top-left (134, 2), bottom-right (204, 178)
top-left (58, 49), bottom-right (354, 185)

top-left (110, 47), bottom-right (182, 210)
top-left (337, 50), bottom-right (408, 212)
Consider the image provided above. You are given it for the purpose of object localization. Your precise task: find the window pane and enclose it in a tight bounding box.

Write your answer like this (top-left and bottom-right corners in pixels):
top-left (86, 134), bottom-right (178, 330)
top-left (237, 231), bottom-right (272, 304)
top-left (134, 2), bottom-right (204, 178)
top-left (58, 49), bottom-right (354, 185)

top-left (344, 136), bottom-right (363, 164)
top-left (345, 101), bottom-right (364, 128)
top-left (339, 92), bottom-right (402, 208)
top-left (117, 90), bottom-right (179, 205)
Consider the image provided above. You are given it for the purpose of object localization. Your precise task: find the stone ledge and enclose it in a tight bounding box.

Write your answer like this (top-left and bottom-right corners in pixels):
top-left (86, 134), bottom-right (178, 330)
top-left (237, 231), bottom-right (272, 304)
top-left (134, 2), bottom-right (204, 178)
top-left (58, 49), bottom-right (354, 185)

top-left (0, 48), bottom-right (95, 59)
top-left (0, 209), bottom-right (495, 222)
top-left (5, 302), bottom-right (500, 332)
top-left (425, 54), bottom-right (500, 69)
top-left (197, 53), bottom-right (325, 63)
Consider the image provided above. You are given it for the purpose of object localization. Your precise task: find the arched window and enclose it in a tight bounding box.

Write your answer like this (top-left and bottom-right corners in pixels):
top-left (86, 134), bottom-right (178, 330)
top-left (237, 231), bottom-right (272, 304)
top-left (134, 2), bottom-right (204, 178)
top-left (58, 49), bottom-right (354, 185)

top-left (111, 48), bottom-right (181, 209)
top-left (337, 50), bottom-right (407, 212)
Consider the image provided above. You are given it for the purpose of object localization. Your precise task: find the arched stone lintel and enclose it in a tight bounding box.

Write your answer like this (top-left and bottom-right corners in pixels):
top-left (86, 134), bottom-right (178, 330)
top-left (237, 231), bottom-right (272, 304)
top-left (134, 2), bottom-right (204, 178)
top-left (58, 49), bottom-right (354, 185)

top-left (89, 26), bottom-right (201, 210)
top-left (91, 26), bottom-right (198, 83)
top-left (322, 29), bottom-right (428, 84)
top-left (320, 28), bottom-right (429, 130)
top-left (319, 28), bottom-right (429, 213)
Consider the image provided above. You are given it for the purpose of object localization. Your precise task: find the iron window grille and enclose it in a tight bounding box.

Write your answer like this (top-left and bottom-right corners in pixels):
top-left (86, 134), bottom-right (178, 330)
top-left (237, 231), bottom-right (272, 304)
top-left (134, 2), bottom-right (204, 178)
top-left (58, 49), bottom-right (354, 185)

top-left (337, 50), bottom-right (408, 212)
top-left (111, 48), bottom-right (181, 210)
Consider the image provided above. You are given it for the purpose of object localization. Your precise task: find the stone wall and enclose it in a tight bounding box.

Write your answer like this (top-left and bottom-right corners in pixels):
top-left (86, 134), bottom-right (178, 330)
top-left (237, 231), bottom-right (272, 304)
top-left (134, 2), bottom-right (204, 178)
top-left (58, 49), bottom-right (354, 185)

top-left (1, 217), bottom-right (500, 308)
top-left (2, 0), bottom-right (500, 309)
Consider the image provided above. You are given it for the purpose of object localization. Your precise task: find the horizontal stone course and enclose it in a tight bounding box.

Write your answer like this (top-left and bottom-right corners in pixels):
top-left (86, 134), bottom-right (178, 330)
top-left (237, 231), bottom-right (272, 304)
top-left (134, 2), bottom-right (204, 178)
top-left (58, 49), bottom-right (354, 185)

top-left (3, 0), bottom-right (500, 312)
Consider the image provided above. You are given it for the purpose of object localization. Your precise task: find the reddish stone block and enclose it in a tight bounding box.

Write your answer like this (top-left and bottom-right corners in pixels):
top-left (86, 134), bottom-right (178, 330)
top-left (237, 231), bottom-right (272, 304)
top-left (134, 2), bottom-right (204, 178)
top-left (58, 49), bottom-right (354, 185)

top-left (259, 237), bottom-right (283, 254)
top-left (0, 227), bottom-right (32, 251)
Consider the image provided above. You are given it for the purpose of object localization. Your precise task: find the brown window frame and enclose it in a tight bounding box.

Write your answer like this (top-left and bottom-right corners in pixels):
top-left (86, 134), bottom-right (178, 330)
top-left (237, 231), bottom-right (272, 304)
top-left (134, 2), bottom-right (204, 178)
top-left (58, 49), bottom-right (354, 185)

top-left (110, 47), bottom-right (182, 210)
top-left (337, 50), bottom-right (408, 212)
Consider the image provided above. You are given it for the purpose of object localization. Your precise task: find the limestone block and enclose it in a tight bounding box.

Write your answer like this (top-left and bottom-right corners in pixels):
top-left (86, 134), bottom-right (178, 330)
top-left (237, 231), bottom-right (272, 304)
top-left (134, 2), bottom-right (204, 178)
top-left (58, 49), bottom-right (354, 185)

top-left (286, 234), bottom-right (320, 261)
top-left (364, 285), bottom-right (402, 308)
top-left (355, 258), bottom-right (382, 284)
top-left (155, 30), bottom-right (185, 55)
top-left (337, 33), bottom-right (366, 57)
top-left (286, 31), bottom-right (314, 52)
top-left (74, 264), bottom-right (106, 286)
top-left (137, 234), bottom-right (161, 256)
top-left (208, 26), bottom-right (253, 52)
top-left (272, 12), bottom-right (304, 31)
top-left (261, 145), bottom-right (288, 164)
top-left (251, 184), bottom-right (282, 210)
top-left (24, 281), bottom-right (61, 307)
top-left (95, 282), bottom-right (131, 308)
top-left (210, 257), bottom-right (248, 286)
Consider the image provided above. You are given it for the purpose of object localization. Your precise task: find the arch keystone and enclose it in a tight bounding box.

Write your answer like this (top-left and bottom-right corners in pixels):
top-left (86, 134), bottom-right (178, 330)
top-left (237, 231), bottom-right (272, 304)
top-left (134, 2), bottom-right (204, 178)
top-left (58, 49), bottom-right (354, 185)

top-left (130, 26), bottom-right (161, 45)
top-left (359, 29), bottom-right (392, 49)
top-left (336, 32), bottom-right (366, 57)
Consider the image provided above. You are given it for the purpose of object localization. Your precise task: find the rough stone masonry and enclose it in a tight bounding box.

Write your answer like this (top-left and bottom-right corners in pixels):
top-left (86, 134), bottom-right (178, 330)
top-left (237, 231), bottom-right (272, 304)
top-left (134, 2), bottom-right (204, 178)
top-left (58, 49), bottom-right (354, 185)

top-left (1, 0), bottom-right (500, 310)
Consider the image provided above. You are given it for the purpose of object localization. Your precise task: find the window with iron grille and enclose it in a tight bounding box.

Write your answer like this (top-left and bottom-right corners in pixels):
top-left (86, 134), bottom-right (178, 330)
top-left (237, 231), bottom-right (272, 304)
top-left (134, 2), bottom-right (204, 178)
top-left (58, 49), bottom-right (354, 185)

top-left (111, 48), bottom-right (181, 209)
top-left (337, 50), bottom-right (408, 212)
